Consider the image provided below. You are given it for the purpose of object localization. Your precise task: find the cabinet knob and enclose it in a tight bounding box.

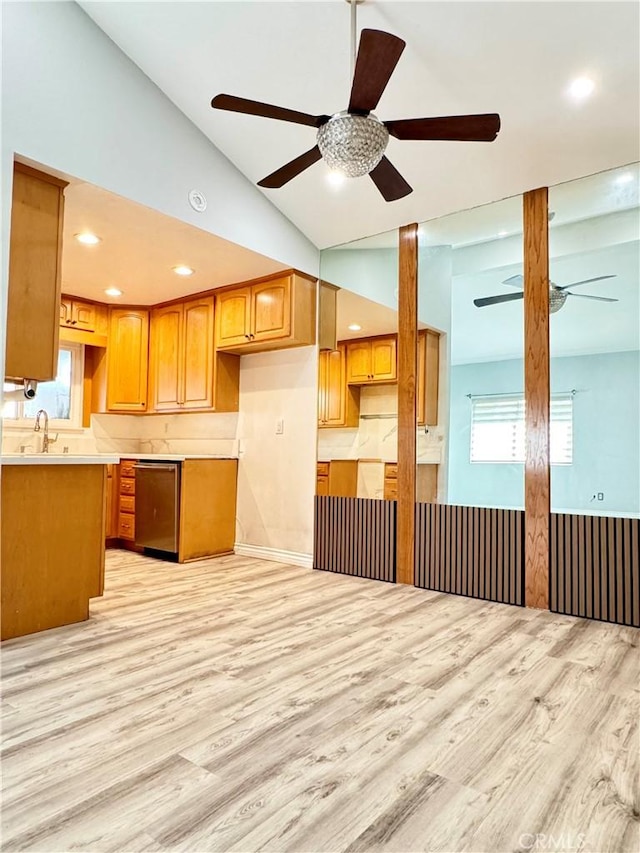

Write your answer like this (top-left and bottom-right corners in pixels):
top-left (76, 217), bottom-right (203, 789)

top-left (245, 334), bottom-right (250, 339)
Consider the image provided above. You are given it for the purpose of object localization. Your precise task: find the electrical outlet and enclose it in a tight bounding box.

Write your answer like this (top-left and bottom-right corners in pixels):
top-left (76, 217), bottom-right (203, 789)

top-left (597, 492), bottom-right (604, 501)
top-left (276, 418), bottom-right (284, 435)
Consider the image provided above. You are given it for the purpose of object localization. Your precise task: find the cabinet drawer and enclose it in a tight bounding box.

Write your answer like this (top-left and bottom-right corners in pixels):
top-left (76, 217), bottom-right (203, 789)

top-left (120, 460), bottom-right (137, 478)
top-left (120, 478), bottom-right (135, 496)
top-left (119, 495), bottom-right (135, 514)
top-left (385, 463), bottom-right (398, 479)
top-left (384, 481), bottom-right (398, 501)
top-left (317, 462), bottom-right (330, 477)
top-left (118, 512), bottom-right (135, 540)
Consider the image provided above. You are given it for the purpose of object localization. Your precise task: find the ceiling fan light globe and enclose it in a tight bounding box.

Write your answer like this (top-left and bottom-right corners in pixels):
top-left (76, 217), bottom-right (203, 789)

top-left (317, 112), bottom-right (389, 178)
top-left (549, 288), bottom-right (568, 313)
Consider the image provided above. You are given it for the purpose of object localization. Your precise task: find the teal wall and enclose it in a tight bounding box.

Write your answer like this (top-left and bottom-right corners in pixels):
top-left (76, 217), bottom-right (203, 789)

top-left (448, 350), bottom-right (640, 513)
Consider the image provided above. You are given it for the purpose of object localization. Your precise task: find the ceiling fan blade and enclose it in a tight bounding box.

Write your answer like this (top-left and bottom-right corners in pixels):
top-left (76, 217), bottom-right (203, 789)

top-left (212, 94), bottom-right (329, 128)
top-left (503, 274), bottom-right (524, 288)
top-left (386, 114), bottom-right (501, 142)
top-left (474, 291), bottom-right (524, 308)
top-left (557, 274), bottom-right (616, 291)
top-left (566, 292), bottom-right (619, 303)
top-left (348, 29), bottom-right (406, 114)
top-left (369, 157), bottom-right (412, 202)
top-left (257, 146), bottom-right (322, 189)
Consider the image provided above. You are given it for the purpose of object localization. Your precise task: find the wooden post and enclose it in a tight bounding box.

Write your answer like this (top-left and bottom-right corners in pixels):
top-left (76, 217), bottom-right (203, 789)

top-left (397, 224), bottom-right (418, 585)
top-left (524, 188), bottom-right (550, 609)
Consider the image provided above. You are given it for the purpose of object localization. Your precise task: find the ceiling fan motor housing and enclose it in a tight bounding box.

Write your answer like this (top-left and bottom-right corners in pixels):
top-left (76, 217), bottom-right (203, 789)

top-left (317, 111), bottom-right (389, 177)
top-left (549, 286), bottom-right (568, 313)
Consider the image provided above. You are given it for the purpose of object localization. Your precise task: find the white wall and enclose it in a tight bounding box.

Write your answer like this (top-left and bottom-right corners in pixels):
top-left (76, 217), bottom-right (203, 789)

top-left (236, 347), bottom-right (317, 559)
top-left (0, 1), bottom-right (319, 383)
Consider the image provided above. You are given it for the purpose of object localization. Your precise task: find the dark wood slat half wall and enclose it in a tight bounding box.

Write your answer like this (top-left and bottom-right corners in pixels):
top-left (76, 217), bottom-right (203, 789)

top-left (313, 496), bottom-right (396, 583)
top-left (551, 513), bottom-right (640, 627)
top-left (415, 503), bottom-right (525, 606)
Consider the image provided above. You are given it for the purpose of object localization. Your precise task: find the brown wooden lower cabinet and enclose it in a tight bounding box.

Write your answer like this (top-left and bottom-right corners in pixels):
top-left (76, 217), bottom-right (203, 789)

top-left (385, 462), bottom-right (438, 502)
top-left (316, 461), bottom-right (358, 498)
top-left (117, 460), bottom-right (136, 543)
top-left (1, 463), bottom-right (106, 640)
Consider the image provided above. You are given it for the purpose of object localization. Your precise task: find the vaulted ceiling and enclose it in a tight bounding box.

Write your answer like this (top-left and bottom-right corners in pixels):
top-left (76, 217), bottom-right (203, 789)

top-left (79, 1), bottom-right (639, 249)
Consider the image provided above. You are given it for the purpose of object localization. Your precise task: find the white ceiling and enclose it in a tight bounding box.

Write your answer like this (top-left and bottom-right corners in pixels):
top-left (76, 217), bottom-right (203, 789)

top-left (62, 179), bottom-right (287, 305)
top-left (79, 1), bottom-right (640, 250)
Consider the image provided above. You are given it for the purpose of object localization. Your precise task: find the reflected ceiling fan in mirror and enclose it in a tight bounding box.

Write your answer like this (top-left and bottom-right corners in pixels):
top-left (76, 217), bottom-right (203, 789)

top-left (473, 274), bottom-right (619, 313)
top-left (211, 0), bottom-right (501, 202)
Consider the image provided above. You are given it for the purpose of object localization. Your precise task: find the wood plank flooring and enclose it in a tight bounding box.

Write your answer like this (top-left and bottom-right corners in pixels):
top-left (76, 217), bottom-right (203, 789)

top-left (1, 550), bottom-right (638, 852)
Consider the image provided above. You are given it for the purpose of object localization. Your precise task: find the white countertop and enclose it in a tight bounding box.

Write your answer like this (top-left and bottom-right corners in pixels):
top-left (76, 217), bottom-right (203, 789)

top-left (1, 453), bottom-right (238, 465)
top-left (1, 454), bottom-right (120, 466)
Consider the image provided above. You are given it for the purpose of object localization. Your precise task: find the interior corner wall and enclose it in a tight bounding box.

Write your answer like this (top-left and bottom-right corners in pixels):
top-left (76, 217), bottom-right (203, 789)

top-left (0, 1), bottom-right (319, 381)
top-left (235, 346), bottom-right (318, 559)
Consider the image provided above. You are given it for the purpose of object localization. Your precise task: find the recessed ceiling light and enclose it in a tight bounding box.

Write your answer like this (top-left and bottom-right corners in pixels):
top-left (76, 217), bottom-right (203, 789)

top-left (75, 232), bottom-right (101, 245)
top-left (104, 287), bottom-right (123, 297)
top-left (173, 265), bottom-right (194, 276)
top-left (568, 76), bottom-right (595, 102)
top-left (615, 172), bottom-right (634, 185)
top-left (348, 323), bottom-right (362, 332)
top-left (327, 170), bottom-right (346, 187)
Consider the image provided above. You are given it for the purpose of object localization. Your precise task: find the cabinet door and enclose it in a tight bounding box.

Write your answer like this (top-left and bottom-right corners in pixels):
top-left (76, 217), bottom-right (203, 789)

top-left (324, 347), bottom-right (347, 425)
top-left (182, 296), bottom-right (214, 410)
top-left (371, 337), bottom-right (397, 382)
top-left (71, 300), bottom-right (97, 332)
top-left (346, 341), bottom-right (372, 384)
top-left (252, 277), bottom-right (291, 342)
top-left (5, 164), bottom-right (67, 382)
top-left (60, 298), bottom-right (73, 326)
top-left (317, 350), bottom-right (328, 425)
top-left (216, 288), bottom-right (251, 347)
top-left (107, 309), bottom-right (149, 412)
top-left (149, 304), bottom-right (183, 411)
top-left (423, 330), bottom-right (440, 425)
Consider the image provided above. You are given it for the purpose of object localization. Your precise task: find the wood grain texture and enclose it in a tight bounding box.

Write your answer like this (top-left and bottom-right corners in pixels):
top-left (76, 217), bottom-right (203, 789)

top-left (1, 550), bottom-right (637, 852)
top-left (5, 163), bottom-right (66, 382)
top-left (178, 459), bottom-right (238, 562)
top-left (415, 503), bottom-right (525, 606)
top-left (1, 465), bottom-right (106, 640)
top-left (106, 308), bottom-right (150, 412)
top-left (551, 513), bottom-right (640, 627)
top-left (397, 223), bottom-right (418, 585)
top-left (524, 188), bottom-right (550, 609)
top-left (314, 496), bottom-right (396, 581)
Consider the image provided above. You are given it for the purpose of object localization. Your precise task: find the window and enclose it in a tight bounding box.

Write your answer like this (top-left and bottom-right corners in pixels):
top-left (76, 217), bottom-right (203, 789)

top-left (470, 393), bottom-right (573, 465)
top-left (2, 344), bottom-right (84, 429)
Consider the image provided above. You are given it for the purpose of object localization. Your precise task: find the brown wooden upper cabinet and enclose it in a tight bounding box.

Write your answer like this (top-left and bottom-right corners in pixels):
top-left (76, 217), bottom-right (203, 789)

top-left (60, 296), bottom-right (99, 333)
top-left (417, 329), bottom-right (440, 426)
top-left (106, 308), bottom-right (149, 412)
top-left (318, 345), bottom-right (359, 428)
top-left (149, 296), bottom-right (216, 412)
top-left (215, 272), bottom-right (316, 353)
top-left (346, 336), bottom-right (397, 385)
top-left (5, 163), bottom-right (68, 382)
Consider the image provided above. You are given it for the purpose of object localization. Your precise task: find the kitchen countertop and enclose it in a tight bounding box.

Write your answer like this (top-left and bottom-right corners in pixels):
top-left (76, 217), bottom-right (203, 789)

top-left (0, 454), bottom-right (120, 465)
top-left (1, 453), bottom-right (238, 465)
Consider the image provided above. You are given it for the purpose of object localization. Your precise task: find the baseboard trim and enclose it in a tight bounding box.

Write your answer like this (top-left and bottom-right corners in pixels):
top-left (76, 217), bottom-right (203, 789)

top-left (234, 543), bottom-right (313, 569)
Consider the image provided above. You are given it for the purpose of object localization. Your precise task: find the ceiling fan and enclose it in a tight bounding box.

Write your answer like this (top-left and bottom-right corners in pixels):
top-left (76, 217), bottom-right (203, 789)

top-left (474, 274), bottom-right (619, 313)
top-left (211, 3), bottom-right (501, 202)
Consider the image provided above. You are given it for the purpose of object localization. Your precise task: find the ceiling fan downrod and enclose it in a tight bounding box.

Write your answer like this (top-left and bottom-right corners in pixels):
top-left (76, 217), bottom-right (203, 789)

top-left (347, 0), bottom-right (364, 84)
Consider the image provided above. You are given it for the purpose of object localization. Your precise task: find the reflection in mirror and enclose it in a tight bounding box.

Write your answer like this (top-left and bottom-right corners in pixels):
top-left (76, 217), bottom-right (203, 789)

top-left (317, 231), bottom-right (398, 500)
top-left (549, 163), bottom-right (640, 517)
top-left (419, 194), bottom-right (524, 509)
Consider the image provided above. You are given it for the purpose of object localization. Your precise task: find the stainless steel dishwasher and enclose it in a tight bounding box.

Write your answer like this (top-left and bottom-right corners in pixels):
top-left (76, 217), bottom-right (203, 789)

top-left (134, 461), bottom-right (180, 554)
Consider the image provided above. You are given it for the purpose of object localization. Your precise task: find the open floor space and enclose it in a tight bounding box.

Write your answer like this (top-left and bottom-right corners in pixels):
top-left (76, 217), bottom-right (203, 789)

top-left (1, 551), bottom-right (638, 852)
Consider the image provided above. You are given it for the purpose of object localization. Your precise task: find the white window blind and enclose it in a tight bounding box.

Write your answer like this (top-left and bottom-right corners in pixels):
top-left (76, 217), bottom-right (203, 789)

top-left (470, 393), bottom-right (573, 465)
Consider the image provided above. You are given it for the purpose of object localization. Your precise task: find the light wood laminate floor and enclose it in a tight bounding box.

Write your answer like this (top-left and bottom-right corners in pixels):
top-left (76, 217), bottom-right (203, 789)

top-left (1, 550), bottom-right (638, 853)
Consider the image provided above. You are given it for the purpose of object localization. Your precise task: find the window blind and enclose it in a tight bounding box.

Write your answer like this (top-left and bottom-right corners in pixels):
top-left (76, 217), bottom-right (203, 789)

top-left (470, 393), bottom-right (573, 465)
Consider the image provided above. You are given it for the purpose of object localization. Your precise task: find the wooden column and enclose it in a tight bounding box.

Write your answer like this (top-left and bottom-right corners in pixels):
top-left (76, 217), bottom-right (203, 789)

top-left (523, 188), bottom-right (550, 609)
top-left (397, 223), bottom-right (418, 585)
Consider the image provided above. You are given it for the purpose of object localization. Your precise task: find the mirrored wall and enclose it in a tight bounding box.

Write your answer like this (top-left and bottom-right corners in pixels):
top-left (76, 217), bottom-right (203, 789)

top-left (317, 229), bottom-right (398, 502)
top-left (549, 164), bottom-right (640, 517)
top-left (418, 193), bottom-right (524, 510)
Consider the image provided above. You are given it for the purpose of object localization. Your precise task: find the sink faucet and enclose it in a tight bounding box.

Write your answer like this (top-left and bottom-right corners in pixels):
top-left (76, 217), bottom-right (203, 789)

top-left (34, 409), bottom-right (57, 453)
